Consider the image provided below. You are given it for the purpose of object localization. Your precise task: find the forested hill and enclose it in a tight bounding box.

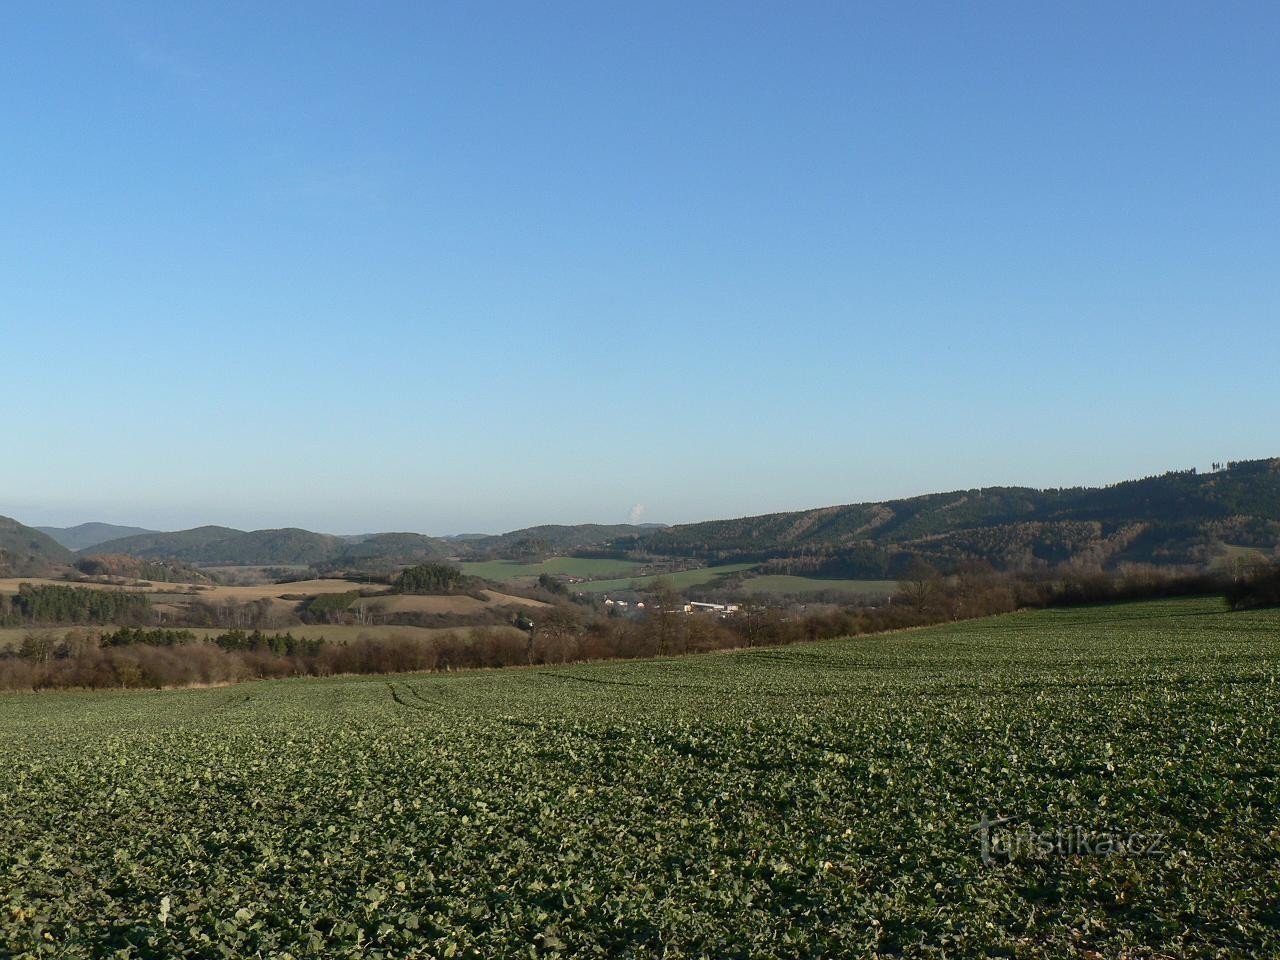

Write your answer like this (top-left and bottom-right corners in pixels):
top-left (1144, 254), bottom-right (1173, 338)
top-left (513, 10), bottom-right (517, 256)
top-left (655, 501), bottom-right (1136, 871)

top-left (88, 524), bottom-right (654, 567)
top-left (310, 533), bottom-right (453, 573)
top-left (91, 527), bottom-right (342, 565)
top-left (0, 516), bottom-right (75, 576)
top-left (89, 527), bottom-right (452, 568)
top-left (621, 459), bottom-right (1280, 575)
top-left (90, 526), bottom-right (247, 560)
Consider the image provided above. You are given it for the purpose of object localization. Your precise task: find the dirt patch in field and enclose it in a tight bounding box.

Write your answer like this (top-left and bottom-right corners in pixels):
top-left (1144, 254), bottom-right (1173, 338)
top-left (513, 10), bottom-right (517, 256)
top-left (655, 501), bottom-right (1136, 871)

top-left (354, 590), bottom-right (548, 617)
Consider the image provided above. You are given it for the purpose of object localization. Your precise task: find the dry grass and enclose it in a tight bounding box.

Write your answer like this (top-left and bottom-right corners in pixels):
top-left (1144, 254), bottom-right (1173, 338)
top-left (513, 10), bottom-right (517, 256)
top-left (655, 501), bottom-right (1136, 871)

top-left (0, 577), bottom-right (391, 602)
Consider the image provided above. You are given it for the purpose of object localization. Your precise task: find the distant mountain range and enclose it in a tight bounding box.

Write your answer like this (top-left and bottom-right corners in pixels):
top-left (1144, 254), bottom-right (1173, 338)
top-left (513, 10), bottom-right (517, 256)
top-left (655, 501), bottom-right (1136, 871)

top-left (37, 522), bottom-right (158, 551)
top-left (5, 458), bottom-right (1277, 578)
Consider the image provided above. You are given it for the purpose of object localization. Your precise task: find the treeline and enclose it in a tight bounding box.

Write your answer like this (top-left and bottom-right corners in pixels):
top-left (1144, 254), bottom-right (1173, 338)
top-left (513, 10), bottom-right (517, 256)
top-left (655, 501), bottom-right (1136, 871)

top-left (97, 627), bottom-right (326, 655)
top-left (0, 626), bottom-right (530, 691)
top-left (0, 584), bottom-right (151, 626)
top-left (0, 609), bottom-right (926, 691)
top-left (886, 562), bottom-right (1230, 621)
top-left (12, 627), bottom-right (326, 662)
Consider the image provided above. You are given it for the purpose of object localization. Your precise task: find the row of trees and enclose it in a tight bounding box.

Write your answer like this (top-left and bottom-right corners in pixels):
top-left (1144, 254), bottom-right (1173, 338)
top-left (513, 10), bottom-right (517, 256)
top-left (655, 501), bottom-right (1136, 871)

top-left (0, 626), bottom-right (531, 690)
top-left (1224, 563), bottom-right (1280, 610)
top-left (12, 627), bottom-right (328, 664)
top-left (0, 584), bottom-right (152, 626)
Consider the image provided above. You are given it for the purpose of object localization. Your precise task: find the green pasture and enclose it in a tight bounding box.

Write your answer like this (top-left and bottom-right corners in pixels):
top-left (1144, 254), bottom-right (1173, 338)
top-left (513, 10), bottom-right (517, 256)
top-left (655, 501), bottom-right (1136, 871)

top-left (570, 563), bottom-right (758, 594)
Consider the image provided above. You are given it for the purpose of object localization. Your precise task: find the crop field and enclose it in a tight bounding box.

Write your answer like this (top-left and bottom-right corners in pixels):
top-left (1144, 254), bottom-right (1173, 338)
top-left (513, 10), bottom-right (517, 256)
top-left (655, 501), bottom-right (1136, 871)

top-left (737, 575), bottom-right (898, 598)
top-left (2, 598), bottom-right (1278, 957)
top-left (570, 563), bottom-right (759, 595)
top-left (458, 558), bottom-right (645, 583)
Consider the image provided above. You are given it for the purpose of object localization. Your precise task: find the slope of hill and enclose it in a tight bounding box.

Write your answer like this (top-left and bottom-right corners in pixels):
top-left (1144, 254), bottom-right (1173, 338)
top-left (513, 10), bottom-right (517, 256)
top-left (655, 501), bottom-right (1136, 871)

top-left (624, 459), bottom-right (1280, 575)
top-left (0, 516), bottom-right (75, 576)
top-left (36, 522), bottom-right (159, 552)
top-left (50, 459), bottom-right (1280, 575)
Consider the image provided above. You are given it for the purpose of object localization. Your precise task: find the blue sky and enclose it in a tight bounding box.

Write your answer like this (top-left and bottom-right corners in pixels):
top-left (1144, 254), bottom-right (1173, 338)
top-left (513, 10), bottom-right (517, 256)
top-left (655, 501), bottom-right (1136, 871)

top-left (2, 2), bottom-right (1277, 534)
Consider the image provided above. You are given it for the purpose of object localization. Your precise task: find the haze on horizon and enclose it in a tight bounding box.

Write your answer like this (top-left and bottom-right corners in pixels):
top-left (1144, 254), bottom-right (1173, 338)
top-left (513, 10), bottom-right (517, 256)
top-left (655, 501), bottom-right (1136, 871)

top-left (3, 3), bottom-right (1277, 536)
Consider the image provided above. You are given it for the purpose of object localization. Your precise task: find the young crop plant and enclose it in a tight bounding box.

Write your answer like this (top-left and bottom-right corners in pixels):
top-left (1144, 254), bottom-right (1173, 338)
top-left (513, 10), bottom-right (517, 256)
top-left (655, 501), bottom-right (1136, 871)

top-left (1, 597), bottom-right (1277, 957)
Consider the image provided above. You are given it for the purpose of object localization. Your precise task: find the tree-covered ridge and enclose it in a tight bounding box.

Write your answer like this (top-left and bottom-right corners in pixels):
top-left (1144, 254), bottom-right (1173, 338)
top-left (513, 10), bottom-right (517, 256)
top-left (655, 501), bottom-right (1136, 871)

top-left (91, 527), bottom-right (342, 564)
top-left (626, 459), bottom-right (1280, 571)
top-left (89, 525), bottom-right (245, 559)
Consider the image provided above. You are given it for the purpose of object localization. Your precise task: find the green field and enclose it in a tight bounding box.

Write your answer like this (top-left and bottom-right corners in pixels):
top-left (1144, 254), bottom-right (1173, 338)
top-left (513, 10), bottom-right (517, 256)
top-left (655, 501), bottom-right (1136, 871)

top-left (2, 598), bottom-right (1278, 957)
top-left (458, 557), bottom-right (645, 582)
top-left (570, 563), bottom-right (758, 594)
top-left (738, 575), bottom-right (898, 598)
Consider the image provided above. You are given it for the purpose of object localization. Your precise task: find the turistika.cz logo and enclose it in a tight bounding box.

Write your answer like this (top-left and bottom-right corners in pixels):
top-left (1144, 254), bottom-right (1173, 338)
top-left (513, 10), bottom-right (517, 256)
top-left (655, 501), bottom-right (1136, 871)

top-left (971, 814), bottom-right (1166, 865)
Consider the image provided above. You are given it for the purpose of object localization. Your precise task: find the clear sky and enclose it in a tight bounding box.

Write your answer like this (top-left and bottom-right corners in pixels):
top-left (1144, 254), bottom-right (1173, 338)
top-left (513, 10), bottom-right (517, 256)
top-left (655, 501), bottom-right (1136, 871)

top-left (2, 2), bottom-right (1277, 534)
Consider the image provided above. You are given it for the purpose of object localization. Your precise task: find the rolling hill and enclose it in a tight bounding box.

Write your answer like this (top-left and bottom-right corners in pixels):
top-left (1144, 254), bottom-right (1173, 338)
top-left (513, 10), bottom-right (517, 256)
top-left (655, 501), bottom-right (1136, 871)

top-left (30, 459), bottom-right (1280, 576)
top-left (36, 522), bottom-right (159, 551)
top-left (89, 526), bottom-right (340, 565)
top-left (89, 526), bottom-right (246, 559)
top-left (315, 532), bottom-right (454, 574)
top-left (0, 516), bottom-right (75, 576)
